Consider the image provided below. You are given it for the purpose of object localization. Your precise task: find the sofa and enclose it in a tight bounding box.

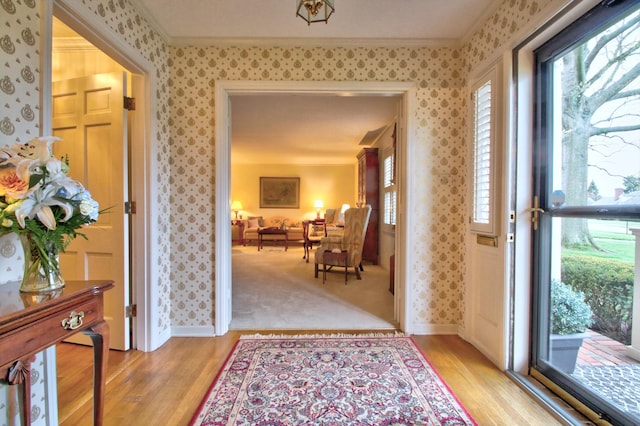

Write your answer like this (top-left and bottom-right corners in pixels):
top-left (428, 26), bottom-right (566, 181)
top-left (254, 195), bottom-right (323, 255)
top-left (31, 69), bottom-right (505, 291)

top-left (243, 215), bottom-right (304, 246)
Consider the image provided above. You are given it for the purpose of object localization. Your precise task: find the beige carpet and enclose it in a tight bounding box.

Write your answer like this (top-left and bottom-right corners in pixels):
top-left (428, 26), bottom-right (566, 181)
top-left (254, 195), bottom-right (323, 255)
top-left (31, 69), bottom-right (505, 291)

top-left (230, 244), bottom-right (397, 330)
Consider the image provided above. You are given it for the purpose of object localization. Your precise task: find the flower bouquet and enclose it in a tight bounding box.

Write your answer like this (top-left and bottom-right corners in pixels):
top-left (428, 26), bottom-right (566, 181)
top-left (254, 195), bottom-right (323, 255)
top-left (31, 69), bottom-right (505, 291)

top-left (0, 136), bottom-right (100, 292)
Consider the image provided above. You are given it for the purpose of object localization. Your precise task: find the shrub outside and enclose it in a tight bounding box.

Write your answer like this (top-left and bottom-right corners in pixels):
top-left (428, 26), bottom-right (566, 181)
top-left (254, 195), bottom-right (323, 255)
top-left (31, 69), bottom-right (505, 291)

top-left (551, 279), bottom-right (593, 335)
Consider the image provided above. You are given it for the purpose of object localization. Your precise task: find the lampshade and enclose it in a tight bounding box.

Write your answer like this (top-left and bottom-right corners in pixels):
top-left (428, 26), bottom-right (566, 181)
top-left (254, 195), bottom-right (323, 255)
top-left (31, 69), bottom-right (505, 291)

top-left (231, 200), bottom-right (243, 211)
top-left (296, 0), bottom-right (334, 25)
top-left (314, 200), bottom-right (323, 219)
top-left (340, 203), bottom-right (350, 214)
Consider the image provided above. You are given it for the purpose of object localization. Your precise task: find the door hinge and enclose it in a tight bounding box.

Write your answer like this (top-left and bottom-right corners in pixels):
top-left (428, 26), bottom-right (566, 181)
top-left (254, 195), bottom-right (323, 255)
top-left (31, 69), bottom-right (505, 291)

top-left (126, 304), bottom-right (137, 318)
top-left (124, 201), bottom-right (136, 214)
top-left (123, 96), bottom-right (136, 111)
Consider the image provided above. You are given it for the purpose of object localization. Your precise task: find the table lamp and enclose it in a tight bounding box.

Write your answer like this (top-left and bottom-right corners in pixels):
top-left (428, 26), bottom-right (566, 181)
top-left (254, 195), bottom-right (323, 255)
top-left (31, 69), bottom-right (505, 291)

top-left (314, 200), bottom-right (324, 219)
top-left (231, 200), bottom-right (243, 219)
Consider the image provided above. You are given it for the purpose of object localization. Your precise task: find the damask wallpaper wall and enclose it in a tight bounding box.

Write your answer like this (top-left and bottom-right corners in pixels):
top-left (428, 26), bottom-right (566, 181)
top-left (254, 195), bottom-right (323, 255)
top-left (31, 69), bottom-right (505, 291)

top-left (3, 0), bottom-right (560, 329)
top-left (1, 1), bottom-right (49, 423)
top-left (1, 0), bottom-right (560, 337)
top-left (0, 0), bottom-right (563, 421)
top-left (167, 0), bottom-right (559, 328)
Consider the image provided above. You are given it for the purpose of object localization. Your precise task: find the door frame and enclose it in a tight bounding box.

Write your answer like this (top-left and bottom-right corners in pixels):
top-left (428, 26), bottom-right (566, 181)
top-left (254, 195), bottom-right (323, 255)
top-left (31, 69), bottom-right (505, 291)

top-left (214, 80), bottom-right (417, 335)
top-left (509, 0), bottom-right (603, 375)
top-left (47, 0), bottom-right (157, 351)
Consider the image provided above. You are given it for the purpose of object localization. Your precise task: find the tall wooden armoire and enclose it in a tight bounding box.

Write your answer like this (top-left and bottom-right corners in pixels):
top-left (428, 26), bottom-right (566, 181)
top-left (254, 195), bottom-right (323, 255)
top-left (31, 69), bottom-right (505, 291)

top-left (357, 148), bottom-right (379, 265)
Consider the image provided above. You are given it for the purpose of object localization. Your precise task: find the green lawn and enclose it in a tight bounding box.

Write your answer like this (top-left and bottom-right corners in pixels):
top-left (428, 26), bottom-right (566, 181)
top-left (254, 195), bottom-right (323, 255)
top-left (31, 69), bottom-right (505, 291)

top-left (561, 223), bottom-right (636, 264)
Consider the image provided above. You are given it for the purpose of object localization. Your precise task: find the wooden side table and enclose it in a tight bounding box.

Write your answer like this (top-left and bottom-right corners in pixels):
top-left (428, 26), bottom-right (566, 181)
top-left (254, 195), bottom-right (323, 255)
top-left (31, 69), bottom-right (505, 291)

top-left (231, 219), bottom-right (244, 245)
top-left (323, 250), bottom-right (348, 285)
top-left (302, 219), bottom-right (326, 262)
top-left (0, 280), bottom-right (114, 426)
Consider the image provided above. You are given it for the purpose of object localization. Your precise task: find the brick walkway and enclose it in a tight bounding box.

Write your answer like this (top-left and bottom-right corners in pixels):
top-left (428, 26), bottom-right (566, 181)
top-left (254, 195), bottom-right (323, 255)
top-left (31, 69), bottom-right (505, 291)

top-left (573, 330), bottom-right (640, 419)
top-left (577, 329), bottom-right (639, 366)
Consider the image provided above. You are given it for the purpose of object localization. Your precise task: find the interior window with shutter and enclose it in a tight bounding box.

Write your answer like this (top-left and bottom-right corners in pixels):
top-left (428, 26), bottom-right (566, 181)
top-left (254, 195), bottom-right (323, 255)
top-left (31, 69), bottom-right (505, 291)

top-left (383, 149), bottom-right (396, 227)
top-left (470, 66), bottom-right (499, 234)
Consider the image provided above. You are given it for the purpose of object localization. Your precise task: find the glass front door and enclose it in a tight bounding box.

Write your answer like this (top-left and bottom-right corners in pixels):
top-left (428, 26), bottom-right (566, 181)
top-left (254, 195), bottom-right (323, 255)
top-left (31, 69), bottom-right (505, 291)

top-left (531, 2), bottom-right (640, 424)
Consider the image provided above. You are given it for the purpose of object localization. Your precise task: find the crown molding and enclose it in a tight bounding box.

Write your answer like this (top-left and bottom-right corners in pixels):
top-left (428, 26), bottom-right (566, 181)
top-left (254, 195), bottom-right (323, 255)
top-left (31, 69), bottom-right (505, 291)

top-left (459, 0), bottom-right (504, 46)
top-left (169, 36), bottom-right (461, 49)
top-left (128, 0), bottom-right (171, 44)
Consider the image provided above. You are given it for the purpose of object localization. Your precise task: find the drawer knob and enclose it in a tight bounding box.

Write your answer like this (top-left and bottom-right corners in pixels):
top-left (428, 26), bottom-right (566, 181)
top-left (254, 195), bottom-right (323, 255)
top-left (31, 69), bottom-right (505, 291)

top-left (61, 310), bottom-right (85, 330)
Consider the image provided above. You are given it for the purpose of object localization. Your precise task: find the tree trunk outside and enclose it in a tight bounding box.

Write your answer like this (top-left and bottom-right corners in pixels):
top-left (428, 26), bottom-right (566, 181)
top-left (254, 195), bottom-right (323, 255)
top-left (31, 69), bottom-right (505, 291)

top-left (560, 50), bottom-right (592, 247)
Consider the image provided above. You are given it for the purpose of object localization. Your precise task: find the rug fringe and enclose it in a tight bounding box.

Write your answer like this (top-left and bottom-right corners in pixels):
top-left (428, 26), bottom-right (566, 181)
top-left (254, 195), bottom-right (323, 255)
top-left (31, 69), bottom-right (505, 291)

top-left (240, 331), bottom-right (406, 340)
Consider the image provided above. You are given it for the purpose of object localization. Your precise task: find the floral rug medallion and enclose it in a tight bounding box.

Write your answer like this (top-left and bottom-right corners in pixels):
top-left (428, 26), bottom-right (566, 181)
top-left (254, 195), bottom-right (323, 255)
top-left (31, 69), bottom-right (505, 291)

top-left (191, 334), bottom-right (476, 425)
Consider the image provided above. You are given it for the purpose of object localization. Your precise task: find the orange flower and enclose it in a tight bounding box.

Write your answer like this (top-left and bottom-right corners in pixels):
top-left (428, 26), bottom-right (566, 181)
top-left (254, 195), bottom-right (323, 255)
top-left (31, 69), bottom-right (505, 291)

top-left (0, 167), bottom-right (29, 200)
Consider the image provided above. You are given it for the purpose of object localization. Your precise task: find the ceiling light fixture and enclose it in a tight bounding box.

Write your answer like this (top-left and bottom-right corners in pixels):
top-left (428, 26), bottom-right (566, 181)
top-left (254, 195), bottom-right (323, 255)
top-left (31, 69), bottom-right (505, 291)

top-left (296, 0), bottom-right (334, 25)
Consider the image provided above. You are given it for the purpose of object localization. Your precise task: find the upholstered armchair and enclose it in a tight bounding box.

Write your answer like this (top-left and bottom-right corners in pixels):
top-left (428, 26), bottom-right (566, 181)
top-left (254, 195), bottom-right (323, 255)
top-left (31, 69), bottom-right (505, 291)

top-left (314, 205), bottom-right (372, 281)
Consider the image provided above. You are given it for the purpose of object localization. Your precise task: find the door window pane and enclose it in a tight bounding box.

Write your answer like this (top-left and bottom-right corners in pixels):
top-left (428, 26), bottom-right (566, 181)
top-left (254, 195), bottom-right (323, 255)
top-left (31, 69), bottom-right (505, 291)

top-left (533, 3), bottom-right (640, 424)
top-left (548, 7), bottom-right (640, 211)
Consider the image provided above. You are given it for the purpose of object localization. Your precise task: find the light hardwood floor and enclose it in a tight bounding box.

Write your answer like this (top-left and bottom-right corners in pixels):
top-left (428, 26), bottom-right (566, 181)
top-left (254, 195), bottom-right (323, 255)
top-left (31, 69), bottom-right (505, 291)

top-left (56, 332), bottom-right (566, 425)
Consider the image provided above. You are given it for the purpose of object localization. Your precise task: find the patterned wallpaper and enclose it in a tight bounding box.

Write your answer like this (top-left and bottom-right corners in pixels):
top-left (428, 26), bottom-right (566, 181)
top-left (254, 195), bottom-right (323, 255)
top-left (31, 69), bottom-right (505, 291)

top-left (168, 45), bottom-right (467, 327)
top-left (464, 0), bottom-right (557, 72)
top-left (168, 0), bottom-right (563, 328)
top-left (1, 1), bottom-right (49, 423)
top-left (51, 0), bottom-right (174, 335)
top-left (0, 0), bottom-right (39, 143)
top-left (0, 0), bottom-right (566, 334)
top-left (0, 0), bottom-right (41, 286)
top-left (0, 0), bottom-right (566, 421)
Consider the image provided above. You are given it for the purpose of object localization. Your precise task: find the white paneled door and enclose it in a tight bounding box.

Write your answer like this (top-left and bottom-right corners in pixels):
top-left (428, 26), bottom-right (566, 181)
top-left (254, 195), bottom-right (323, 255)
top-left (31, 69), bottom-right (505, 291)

top-left (52, 72), bottom-right (130, 351)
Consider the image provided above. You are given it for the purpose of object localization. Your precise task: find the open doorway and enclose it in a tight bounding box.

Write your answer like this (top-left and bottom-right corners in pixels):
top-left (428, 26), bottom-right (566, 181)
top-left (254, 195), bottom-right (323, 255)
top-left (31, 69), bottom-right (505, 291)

top-left (52, 17), bottom-right (132, 350)
top-left (227, 93), bottom-right (400, 330)
top-left (215, 81), bottom-right (417, 335)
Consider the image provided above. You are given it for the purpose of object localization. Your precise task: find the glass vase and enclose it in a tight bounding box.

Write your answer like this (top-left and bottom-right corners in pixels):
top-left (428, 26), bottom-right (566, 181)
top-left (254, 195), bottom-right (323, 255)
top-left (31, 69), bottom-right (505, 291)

top-left (19, 235), bottom-right (65, 293)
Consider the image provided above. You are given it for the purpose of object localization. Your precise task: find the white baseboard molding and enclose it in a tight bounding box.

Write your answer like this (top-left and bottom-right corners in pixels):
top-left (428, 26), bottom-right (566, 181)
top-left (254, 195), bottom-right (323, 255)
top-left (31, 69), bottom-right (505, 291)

top-left (171, 325), bottom-right (216, 337)
top-left (148, 327), bottom-right (172, 352)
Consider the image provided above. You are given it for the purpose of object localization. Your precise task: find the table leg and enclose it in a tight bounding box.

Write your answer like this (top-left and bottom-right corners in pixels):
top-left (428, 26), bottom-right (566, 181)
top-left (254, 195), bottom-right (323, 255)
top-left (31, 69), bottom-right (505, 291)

top-left (258, 234), bottom-right (262, 251)
top-left (84, 320), bottom-right (110, 426)
top-left (344, 263), bottom-right (348, 285)
top-left (20, 363), bottom-right (31, 426)
top-left (4, 357), bottom-right (35, 426)
top-left (322, 252), bottom-right (327, 284)
top-left (285, 234), bottom-right (288, 251)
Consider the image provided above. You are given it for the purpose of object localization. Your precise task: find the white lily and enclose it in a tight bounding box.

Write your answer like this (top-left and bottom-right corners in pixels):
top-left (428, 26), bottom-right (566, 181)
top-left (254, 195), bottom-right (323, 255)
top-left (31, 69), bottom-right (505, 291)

top-left (13, 136), bottom-right (61, 161)
top-left (14, 185), bottom-right (74, 230)
top-left (45, 157), bottom-right (65, 180)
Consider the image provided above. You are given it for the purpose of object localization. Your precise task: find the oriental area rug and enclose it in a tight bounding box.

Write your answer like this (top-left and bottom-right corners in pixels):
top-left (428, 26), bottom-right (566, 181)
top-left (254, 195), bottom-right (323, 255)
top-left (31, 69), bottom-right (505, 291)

top-left (190, 334), bottom-right (477, 425)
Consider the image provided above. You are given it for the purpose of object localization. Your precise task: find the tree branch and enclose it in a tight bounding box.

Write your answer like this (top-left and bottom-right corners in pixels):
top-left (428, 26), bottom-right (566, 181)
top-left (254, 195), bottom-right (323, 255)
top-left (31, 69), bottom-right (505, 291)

top-left (590, 123), bottom-right (640, 136)
top-left (585, 14), bottom-right (640, 69)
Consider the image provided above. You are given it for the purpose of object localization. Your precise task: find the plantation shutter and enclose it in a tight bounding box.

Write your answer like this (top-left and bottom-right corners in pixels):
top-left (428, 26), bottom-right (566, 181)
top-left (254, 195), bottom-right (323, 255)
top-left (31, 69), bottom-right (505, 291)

top-left (383, 151), bottom-right (396, 226)
top-left (470, 67), bottom-right (498, 234)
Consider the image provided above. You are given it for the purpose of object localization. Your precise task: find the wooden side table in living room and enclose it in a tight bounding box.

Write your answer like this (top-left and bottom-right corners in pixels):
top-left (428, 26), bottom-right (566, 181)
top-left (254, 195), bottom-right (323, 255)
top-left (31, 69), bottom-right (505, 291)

top-left (231, 220), bottom-right (244, 245)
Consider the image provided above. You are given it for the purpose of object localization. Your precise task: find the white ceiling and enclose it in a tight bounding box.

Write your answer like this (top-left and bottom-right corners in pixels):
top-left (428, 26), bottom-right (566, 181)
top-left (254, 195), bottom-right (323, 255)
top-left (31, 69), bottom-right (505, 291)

top-left (125, 1), bottom-right (496, 164)
top-left (231, 94), bottom-right (400, 165)
top-left (133, 0), bottom-right (498, 44)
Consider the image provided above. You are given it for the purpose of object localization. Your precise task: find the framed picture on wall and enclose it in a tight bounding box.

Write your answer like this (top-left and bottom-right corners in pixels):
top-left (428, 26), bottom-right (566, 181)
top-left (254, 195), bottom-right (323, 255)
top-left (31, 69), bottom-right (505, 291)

top-left (260, 177), bottom-right (300, 208)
